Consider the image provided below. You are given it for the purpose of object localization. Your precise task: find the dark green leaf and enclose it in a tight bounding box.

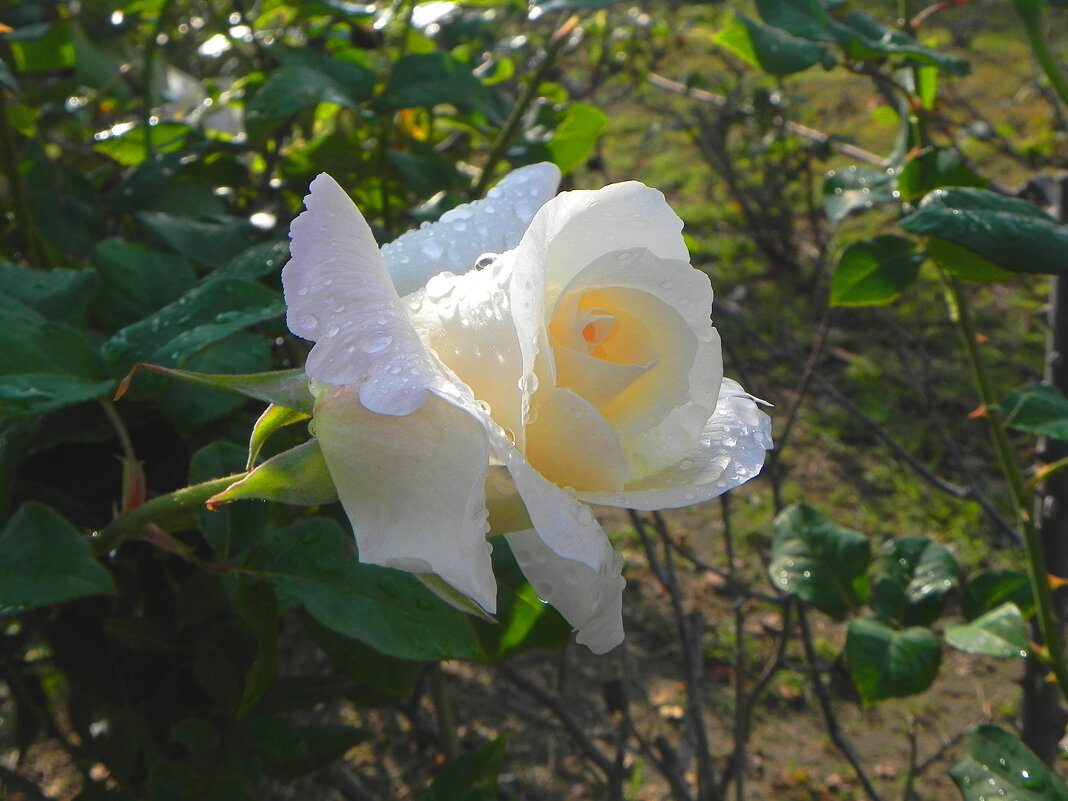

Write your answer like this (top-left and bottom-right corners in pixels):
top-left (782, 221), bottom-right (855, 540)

top-left (945, 603), bottom-right (1028, 659)
top-left (0, 263), bottom-right (97, 325)
top-left (242, 519), bottom-right (487, 661)
top-left (998, 384), bottom-right (1068, 440)
top-left (897, 147), bottom-right (988, 204)
top-left (137, 212), bottom-right (257, 269)
top-left (230, 579), bottom-right (279, 716)
top-left (845, 617), bottom-right (941, 703)
top-left (714, 14), bottom-right (834, 76)
top-left (246, 64), bottom-right (372, 119)
top-left (830, 235), bottom-right (923, 307)
top-left (9, 21), bottom-right (75, 72)
top-left (900, 188), bottom-right (1068, 275)
top-left (951, 725), bottom-right (1068, 801)
top-left (376, 53), bottom-right (482, 111)
top-left (102, 277), bottom-right (284, 379)
top-left (837, 11), bottom-right (970, 75)
top-left (421, 737), bottom-right (507, 801)
top-left (0, 502), bottom-right (115, 610)
top-left (244, 716), bottom-right (367, 779)
top-left (308, 619), bottom-right (424, 704)
top-left (926, 238), bottom-right (1015, 282)
top-left (0, 296), bottom-right (112, 419)
top-left (23, 140), bottom-right (103, 258)
top-left (214, 240), bottom-right (290, 282)
top-left (91, 239), bottom-right (197, 330)
top-left (823, 165), bottom-right (898, 222)
top-left (768, 503), bottom-right (870, 616)
top-left (869, 537), bottom-right (959, 627)
top-left (755, 0), bottom-right (838, 41)
top-left (962, 569), bottom-right (1034, 620)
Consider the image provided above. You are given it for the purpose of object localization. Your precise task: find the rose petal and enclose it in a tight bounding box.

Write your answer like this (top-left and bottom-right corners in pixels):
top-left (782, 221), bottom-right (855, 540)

top-left (313, 382), bottom-right (497, 613)
top-left (506, 528), bottom-right (624, 654)
top-left (382, 163), bottom-right (562, 296)
top-left (579, 378), bottom-right (773, 510)
top-left (405, 252), bottom-right (527, 447)
top-left (524, 388), bottom-right (629, 493)
top-left (283, 173), bottom-right (440, 416)
top-left (510, 184), bottom-right (694, 434)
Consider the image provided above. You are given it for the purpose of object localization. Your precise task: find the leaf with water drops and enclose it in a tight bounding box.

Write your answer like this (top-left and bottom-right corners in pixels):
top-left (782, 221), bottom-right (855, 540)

top-left (768, 503), bottom-right (870, 616)
top-left (951, 724), bottom-right (1068, 801)
top-left (823, 166), bottom-right (899, 222)
top-left (945, 603), bottom-right (1029, 659)
top-left (869, 537), bottom-right (959, 627)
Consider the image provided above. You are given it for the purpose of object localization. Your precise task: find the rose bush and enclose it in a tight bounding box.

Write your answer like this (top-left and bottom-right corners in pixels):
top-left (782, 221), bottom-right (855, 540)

top-left (281, 163), bottom-right (771, 652)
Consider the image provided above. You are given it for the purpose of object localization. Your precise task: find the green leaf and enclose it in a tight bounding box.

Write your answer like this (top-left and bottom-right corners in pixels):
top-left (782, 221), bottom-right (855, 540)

top-left (823, 165), bottom-right (898, 222)
top-left (244, 716), bottom-right (367, 780)
top-left (376, 53), bottom-right (482, 111)
top-left (0, 263), bottom-right (97, 325)
top-left (836, 11), bottom-right (970, 75)
top-left (102, 278), bottom-right (284, 380)
top-left (246, 64), bottom-right (372, 119)
top-left (755, 0), bottom-right (838, 41)
top-left (209, 439), bottom-right (338, 508)
top-left (830, 235), bottom-right (923, 307)
top-left (118, 366), bottom-right (314, 415)
top-left (962, 569), bottom-right (1034, 620)
top-left (869, 537), bottom-right (959, 627)
top-left (546, 102), bottom-right (607, 175)
top-left (421, 736), bottom-right (507, 801)
top-left (997, 384), bottom-right (1068, 440)
top-left (242, 518), bottom-right (486, 661)
top-left (897, 147), bottom-right (988, 204)
top-left (845, 617), bottom-right (942, 703)
top-left (531, 0), bottom-right (619, 8)
top-left (91, 239), bottom-right (197, 330)
top-left (307, 618), bottom-right (425, 704)
top-left (768, 503), bottom-right (870, 616)
top-left (945, 603), bottom-right (1028, 659)
top-left (9, 21), bottom-right (75, 72)
top-left (0, 502), bottom-right (115, 610)
top-left (900, 187), bottom-right (1068, 275)
top-left (230, 579), bottom-right (279, 716)
top-left (926, 238), bottom-right (1015, 282)
top-left (0, 296), bottom-right (113, 419)
top-left (951, 724), bottom-right (1068, 801)
top-left (713, 14), bottom-right (834, 76)
top-left (137, 212), bottom-right (257, 269)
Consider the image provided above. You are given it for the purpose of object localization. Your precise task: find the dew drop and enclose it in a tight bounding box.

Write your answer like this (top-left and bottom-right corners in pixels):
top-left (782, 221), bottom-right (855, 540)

top-left (325, 324), bottom-right (340, 338)
top-left (363, 334), bottom-right (393, 354)
top-left (302, 314), bottom-right (318, 330)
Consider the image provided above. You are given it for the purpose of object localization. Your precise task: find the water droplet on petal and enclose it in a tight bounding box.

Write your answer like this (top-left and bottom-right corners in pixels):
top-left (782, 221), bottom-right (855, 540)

top-left (363, 334), bottom-right (393, 354)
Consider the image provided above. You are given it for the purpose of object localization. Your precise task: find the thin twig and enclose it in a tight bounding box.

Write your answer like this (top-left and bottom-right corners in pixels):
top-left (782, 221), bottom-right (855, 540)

top-left (796, 606), bottom-right (885, 801)
top-left (630, 511), bottom-right (719, 801)
top-left (496, 663), bottom-right (615, 779)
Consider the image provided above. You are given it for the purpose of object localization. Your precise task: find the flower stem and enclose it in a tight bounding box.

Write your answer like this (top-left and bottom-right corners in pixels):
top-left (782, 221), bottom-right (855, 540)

top-left (474, 15), bottom-right (579, 198)
top-left (1013, 0), bottom-right (1068, 112)
top-left (93, 472), bottom-right (247, 556)
top-left (944, 274), bottom-right (1068, 699)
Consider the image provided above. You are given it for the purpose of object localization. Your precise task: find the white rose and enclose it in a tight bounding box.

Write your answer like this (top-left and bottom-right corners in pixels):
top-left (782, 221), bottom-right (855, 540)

top-left (282, 164), bottom-right (771, 653)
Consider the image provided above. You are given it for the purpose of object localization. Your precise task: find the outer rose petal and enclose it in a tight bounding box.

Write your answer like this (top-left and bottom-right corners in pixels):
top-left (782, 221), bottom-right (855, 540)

top-left (382, 163), bottom-right (562, 296)
top-left (312, 382), bottom-right (497, 613)
top-left (579, 378), bottom-right (773, 511)
top-left (506, 528), bottom-right (625, 654)
top-left (283, 174), bottom-right (443, 416)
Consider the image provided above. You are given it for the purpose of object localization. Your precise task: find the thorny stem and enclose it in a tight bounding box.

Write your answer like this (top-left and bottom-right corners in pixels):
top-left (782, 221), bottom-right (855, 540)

top-left (474, 15), bottom-right (579, 198)
top-left (943, 275), bottom-right (1068, 700)
top-left (93, 472), bottom-right (247, 556)
top-left (99, 398), bottom-right (137, 465)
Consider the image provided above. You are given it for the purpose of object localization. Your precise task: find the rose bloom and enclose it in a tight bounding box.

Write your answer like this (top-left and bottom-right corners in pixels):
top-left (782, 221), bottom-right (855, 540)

top-left (282, 164), bottom-right (771, 652)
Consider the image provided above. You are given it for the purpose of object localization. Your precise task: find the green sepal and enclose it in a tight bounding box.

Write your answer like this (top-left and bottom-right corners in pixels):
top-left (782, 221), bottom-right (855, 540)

top-left (117, 365), bottom-right (314, 415)
top-left (209, 439), bottom-right (337, 509)
top-left (248, 404), bottom-right (311, 469)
